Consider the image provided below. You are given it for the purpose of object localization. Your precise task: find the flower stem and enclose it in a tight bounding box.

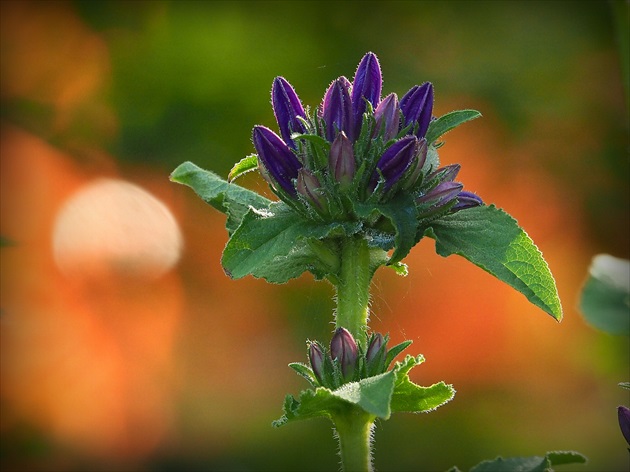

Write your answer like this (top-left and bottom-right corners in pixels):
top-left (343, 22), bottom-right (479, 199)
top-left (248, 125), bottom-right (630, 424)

top-left (334, 236), bottom-right (372, 348)
top-left (333, 408), bottom-right (375, 472)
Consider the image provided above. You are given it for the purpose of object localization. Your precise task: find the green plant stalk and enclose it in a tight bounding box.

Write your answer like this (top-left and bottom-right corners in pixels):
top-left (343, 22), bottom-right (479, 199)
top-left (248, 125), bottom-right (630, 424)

top-left (332, 236), bottom-right (376, 471)
top-left (332, 407), bottom-right (376, 472)
top-left (334, 236), bottom-right (372, 348)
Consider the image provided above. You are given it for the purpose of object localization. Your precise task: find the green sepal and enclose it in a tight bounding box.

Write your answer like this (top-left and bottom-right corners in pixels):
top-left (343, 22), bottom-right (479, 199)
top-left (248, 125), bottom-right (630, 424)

top-left (292, 132), bottom-right (330, 170)
top-left (273, 352), bottom-right (454, 428)
top-left (384, 340), bottom-right (413, 370)
top-left (422, 204), bottom-right (563, 321)
top-left (288, 362), bottom-right (319, 389)
top-left (425, 109), bottom-right (482, 144)
top-left (170, 161), bottom-right (271, 235)
top-left (227, 154), bottom-right (258, 182)
top-left (466, 450), bottom-right (587, 472)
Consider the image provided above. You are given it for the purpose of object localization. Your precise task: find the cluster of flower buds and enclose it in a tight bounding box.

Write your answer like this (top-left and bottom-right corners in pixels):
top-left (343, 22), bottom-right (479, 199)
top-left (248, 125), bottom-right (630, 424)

top-left (250, 52), bottom-right (482, 223)
top-left (303, 328), bottom-right (412, 389)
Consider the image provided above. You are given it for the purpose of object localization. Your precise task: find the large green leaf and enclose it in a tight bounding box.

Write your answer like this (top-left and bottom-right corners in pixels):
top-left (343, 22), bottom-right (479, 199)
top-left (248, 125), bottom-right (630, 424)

top-left (222, 202), bottom-right (361, 283)
top-left (170, 161), bottom-right (271, 234)
top-left (424, 205), bottom-right (562, 321)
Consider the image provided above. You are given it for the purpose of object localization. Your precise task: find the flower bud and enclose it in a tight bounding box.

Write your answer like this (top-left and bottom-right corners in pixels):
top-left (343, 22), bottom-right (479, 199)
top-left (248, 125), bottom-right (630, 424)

top-left (402, 138), bottom-right (428, 190)
top-left (308, 342), bottom-right (326, 386)
top-left (330, 327), bottom-right (358, 381)
top-left (321, 77), bottom-right (353, 142)
top-left (253, 125), bottom-right (302, 196)
top-left (329, 132), bottom-right (356, 187)
top-left (427, 163), bottom-right (461, 183)
top-left (416, 181), bottom-right (463, 208)
top-left (366, 333), bottom-right (384, 362)
top-left (373, 93), bottom-right (399, 141)
top-left (296, 168), bottom-right (327, 213)
top-left (452, 190), bottom-right (483, 212)
top-left (352, 52), bottom-right (382, 138)
top-left (400, 82), bottom-right (433, 139)
top-left (619, 406), bottom-right (630, 446)
top-left (272, 76), bottom-right (307, 148)
top-left (371, 136), bottom-right (418, 192)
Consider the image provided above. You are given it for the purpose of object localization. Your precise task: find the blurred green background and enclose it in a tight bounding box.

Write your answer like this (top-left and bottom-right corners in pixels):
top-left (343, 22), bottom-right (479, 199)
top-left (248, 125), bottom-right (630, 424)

top-left (1, 1), bottom-right (628, 471)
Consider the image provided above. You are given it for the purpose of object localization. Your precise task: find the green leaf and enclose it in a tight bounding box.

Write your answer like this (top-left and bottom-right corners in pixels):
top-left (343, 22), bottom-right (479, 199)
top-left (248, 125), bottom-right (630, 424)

top-left (227, 154), bottom-right (258, 182)
top-left (384, 340), bottom-right (413, 369)
top-left (288, 362), bottom-right (318, 388)
top-left (274, 352), bottom-right (454, 427)
top-left (578, 254), bottom-right (630, 335)
top-left (390, 355), bottom-right (455, 414)
top-left (467, 451), bottom-right (586, 472)
top-left (424, 205), bottom-right (562, 321)
top-left (170, 161), bottom-right (271, 234)
top-left (388, 261), bottom-right (409, 276)
top-left (355, 193), bottom-right (420, 265)
top-left (222, 202), bottom-right (360, 283)
top-left (333, 371), bottom-right (397, 419)
top-left (425, 109), bottom-right (482, 144)
top-left (273, 371), bottom-right (396, 427)
top-left (545, 451), bottom-right (587, 467)
top-left (470, 456), bottom-right (549, 472)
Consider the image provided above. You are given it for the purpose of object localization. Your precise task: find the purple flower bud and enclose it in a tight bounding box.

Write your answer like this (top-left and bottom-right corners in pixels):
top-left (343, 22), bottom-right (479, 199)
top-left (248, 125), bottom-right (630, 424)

top-left (371, 136), bottom-right (419, 192)
top-left (417, 181), bottom-right (463, 207)
top-left (296, 168), bottom-right (327, 212)
top-left (427, 163), bottom-right (461, 183)
top-left (321, 77), bottom-right (353, 142)
top-left (253, 125), bottom-right (302, 196)
top-left (402, 138), bottom-right (428, 190)
top-left (373, 93), bottom-right (399, 141)
top-left (452, 190), bottom-right (483, 212)
top-left (400, 82), bottom-right (434, 139)
top-left (366, 333), bottom-right (384, 364)
top-left (330, 327), bottom-right (358, 381)
top-left (308, 342), bottom-right (326, 385)
top-left (272, 77), bottom-right (307, 148)
top-left (329, 132), bottom-right (356, 187)
top-left (352, 52), bottom-right (382, 138)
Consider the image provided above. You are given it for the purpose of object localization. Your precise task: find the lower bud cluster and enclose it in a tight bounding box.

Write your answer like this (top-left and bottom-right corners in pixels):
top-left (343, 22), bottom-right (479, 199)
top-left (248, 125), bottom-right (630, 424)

top-left (304, 328), bottom-right (411, 389)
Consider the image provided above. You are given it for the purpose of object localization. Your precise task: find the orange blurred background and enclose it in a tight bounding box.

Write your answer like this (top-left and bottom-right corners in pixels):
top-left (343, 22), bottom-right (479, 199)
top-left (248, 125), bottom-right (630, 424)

top-left (1, 1), bottom-right (628, 471)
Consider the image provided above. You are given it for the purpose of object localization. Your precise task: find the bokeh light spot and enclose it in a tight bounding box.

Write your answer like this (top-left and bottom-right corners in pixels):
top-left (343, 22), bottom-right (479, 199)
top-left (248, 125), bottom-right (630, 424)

top-left (52, 178), bottom-right (183, 279)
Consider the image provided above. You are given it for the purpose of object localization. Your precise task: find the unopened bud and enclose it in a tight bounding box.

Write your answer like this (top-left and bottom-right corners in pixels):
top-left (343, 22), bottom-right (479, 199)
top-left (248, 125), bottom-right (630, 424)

top-left (329, 132), bottom-right (356, 187)
top-left (296, 169), bottom-right (327, 213)
top-left (308, 342), bottom-right (326, 385)
top-left (330, 327), bottom-right (358, 381)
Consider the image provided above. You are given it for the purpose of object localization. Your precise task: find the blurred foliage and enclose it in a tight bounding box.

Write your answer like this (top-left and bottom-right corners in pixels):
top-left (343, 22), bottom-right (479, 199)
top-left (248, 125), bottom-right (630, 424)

top-left (1, 1), bottom-right (629, 471)
top-left (579, 254), bottom-right (630, 336)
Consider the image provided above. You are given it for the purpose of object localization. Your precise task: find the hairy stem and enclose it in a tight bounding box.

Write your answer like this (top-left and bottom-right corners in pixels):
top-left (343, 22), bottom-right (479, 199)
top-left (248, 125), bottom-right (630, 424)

top-left (333, 408), bottom-right (376, 472)
top-left (334, 236), bottom-right (372, 348)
